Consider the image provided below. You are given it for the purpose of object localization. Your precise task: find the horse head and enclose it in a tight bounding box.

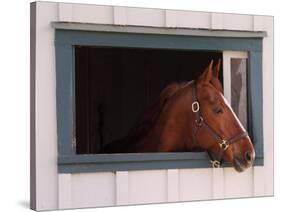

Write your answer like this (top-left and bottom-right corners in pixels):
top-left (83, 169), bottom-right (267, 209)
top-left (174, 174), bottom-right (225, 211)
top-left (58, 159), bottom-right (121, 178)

top-left (194, 60), bottom-right (255, 172)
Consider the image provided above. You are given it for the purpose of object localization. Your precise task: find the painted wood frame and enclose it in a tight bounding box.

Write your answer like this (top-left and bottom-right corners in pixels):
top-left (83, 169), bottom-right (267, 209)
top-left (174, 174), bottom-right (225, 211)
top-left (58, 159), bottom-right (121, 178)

top-left (223, 51), bottom-right (249, 103)
top-left (55, 28), bottom-right (264, 173)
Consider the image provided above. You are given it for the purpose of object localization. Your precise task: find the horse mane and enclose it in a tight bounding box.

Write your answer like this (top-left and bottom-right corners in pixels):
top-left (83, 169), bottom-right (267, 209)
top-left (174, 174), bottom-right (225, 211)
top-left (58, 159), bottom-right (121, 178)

top-left (126, 81), bottom-right (192, 141)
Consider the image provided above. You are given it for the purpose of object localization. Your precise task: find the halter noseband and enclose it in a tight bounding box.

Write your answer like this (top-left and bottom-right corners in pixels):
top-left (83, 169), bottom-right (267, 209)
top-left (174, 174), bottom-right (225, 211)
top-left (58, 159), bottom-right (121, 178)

top-left (191, 81), bottom-right (248, 168)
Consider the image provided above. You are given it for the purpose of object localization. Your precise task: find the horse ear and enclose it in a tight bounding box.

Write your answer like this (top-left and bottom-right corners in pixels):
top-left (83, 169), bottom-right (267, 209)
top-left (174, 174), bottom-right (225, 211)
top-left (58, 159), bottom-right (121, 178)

top-left (210, 59), bottom-right (223, 92)
top-left (198, 60), bottom-right (214, 83)
top-left (213, 59), bottom-right (221, 79)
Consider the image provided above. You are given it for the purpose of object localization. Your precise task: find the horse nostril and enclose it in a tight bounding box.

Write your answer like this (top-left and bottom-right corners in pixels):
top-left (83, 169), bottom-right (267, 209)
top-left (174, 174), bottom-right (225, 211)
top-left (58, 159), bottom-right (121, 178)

top-left (245, 151), bottom-right (252, 162)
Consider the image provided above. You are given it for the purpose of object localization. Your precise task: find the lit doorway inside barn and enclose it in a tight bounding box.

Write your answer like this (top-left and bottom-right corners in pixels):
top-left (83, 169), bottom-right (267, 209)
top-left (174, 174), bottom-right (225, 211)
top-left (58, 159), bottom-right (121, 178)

top-left (75, 47), bottom-right (222, 154)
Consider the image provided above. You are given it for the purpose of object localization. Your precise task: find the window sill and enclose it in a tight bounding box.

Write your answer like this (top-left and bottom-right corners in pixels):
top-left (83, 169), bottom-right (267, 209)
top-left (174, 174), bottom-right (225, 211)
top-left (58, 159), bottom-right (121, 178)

top-left (58, 152), bottom-right (264, 173)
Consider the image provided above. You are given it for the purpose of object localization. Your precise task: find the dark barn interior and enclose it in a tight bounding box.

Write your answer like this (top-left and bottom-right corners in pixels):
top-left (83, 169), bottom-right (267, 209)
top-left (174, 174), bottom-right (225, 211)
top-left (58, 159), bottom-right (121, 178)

top-left (75, 46), bottom-right (222, 154)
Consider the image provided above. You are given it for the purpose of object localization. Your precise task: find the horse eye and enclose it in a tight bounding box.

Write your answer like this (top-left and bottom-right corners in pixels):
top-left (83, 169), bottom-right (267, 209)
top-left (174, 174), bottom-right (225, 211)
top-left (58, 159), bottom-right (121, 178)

top-left (213, 107), bottom-right (223, 114)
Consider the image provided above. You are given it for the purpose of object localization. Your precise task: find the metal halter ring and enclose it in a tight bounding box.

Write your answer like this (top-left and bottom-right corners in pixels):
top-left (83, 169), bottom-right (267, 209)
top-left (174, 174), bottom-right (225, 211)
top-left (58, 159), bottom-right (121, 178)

top-left (219, 140), bottom-right (229, 151)
top-left (210, 160), bottom-right (221, 168)
top-left (191, 101), bottom-right (200, 113)
top-left (195, 116), bottom-right (204, 127)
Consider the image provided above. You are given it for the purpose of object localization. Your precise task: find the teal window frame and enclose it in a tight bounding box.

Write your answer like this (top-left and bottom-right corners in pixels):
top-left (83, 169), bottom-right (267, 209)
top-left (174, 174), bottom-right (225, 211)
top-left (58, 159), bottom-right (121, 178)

top-left (55, 28), bottom-right (264, 173)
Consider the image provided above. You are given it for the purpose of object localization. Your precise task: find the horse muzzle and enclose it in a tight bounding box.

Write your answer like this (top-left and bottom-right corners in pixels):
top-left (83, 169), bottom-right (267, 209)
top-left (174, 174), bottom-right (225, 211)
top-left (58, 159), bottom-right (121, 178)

top-left (233, 150), bottom-right (255, 172)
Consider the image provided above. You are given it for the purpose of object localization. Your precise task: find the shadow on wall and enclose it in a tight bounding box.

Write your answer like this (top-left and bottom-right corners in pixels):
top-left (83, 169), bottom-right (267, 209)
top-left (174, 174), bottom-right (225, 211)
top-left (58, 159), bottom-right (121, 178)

top-left (17, 200), bottom-right (30, 209)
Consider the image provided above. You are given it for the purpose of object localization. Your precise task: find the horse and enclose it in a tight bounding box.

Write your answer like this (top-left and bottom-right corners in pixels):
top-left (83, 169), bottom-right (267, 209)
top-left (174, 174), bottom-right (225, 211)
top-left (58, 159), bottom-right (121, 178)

top-left (100, 60), bottom-right (255, 172)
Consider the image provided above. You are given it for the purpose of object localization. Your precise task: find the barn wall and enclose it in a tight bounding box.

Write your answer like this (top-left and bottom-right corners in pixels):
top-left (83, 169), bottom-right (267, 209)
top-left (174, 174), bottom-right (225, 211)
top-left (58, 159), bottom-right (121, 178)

top-left (31, 2), bottom-right (273, 210)
top-left (262, 16), bottom-right (274, 196)
top-left (31, 2), bottom-right (59, 210)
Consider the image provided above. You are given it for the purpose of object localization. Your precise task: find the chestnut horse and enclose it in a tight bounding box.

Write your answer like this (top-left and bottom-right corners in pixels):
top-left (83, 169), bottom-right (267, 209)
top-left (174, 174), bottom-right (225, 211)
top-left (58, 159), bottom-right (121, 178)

top-left (100, 60), bottom-right (255, 172)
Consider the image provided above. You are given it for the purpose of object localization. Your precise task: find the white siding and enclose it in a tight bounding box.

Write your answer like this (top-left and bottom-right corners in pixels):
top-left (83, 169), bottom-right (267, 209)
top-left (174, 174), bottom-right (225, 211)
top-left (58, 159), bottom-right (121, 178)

top-left (167, 169), bottom-right (180, 202)
top-left (211, 13), bottom-right (223, 29)
top-left (32, 2), bottom-right (273, 210)
top-left (58, 3), bottom-right (72, 22)
top-left (262, 16), bottom-right (274, 195)
top-left (72, 4), bottom-right (114, 24)
top-left (224, 168), bottom-right (253, 198)
top-left (113, 7), bottom-right (127, 25)
top-left (165, 10), bottom-right (177, 28)
top-left (212, 168), bottom-right (224, 199)
top-left (222, 13), bottom-right (253, 31)
top-left (128, 170), bottom-right (167, 204)
top-left (175, 10), bottom-right (211, 29)
top-left (179, 169), bottom-right (212, 201)
top-left (71, 172), bottom-right (115, 208)
top-left (116, 171), bottom-right (129, 205)
top-left (253, 167), bottom-right (266, 196)
top-left (125, 7), bottom-right (165, 27)
top-left (58, 174), bottom-right (72, 209)
top-left (32, 2), bottom-right (59, 210)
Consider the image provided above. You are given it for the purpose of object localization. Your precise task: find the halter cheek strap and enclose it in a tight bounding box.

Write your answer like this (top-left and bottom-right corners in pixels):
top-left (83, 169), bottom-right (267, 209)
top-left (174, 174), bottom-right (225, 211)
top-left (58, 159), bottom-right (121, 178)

top-left (191, 82), bottom-right (248, 168)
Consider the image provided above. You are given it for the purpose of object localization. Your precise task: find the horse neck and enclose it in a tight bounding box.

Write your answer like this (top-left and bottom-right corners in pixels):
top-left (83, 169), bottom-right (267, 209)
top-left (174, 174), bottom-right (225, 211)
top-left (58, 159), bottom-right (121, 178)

top-left (155, 85), bottom-right (201, 152)
top-left (105, 82), bottom-right (201, 153)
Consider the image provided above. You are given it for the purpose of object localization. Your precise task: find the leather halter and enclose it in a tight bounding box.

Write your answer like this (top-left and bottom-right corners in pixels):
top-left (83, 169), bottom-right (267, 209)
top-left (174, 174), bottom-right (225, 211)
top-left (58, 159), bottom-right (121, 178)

top-left (191, 82), bottom-right (248, 168)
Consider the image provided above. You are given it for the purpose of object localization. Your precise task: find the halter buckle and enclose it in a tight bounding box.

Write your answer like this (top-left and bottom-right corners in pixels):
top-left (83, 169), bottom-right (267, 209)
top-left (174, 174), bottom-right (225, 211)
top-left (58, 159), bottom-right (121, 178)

top-left (192, 101), bottom-right (200, 113)
top-left (219, 140), bottom-right (229, 151)
top-left (210, 160), bottom-right (221, 168)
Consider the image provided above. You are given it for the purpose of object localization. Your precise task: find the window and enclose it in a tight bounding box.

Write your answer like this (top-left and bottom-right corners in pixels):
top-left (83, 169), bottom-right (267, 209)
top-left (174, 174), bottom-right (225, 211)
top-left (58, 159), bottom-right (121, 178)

top-left (55, 27), bottom-right (264, 173)
top-left (223, 51), bottom-right (248, 129)
top-left (75, 46), bottom-right (222, 154)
